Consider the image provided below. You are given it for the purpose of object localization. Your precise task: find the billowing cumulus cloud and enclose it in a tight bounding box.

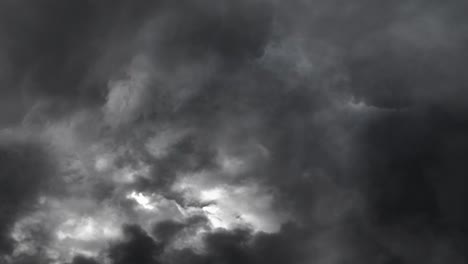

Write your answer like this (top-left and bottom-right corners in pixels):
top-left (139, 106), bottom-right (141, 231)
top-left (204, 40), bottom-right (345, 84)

top-left (1, 0), bottom-right (468, 264)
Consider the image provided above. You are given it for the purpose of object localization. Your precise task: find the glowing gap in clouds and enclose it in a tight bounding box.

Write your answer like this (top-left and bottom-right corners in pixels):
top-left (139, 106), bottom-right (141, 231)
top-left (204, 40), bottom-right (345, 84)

top-left (126, 191), bottom-right (156, 210)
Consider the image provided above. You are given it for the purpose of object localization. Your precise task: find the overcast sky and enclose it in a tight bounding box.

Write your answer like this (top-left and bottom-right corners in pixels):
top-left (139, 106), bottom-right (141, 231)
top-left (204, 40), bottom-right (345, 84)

top-left (1, 0), bottom-right (468, 263)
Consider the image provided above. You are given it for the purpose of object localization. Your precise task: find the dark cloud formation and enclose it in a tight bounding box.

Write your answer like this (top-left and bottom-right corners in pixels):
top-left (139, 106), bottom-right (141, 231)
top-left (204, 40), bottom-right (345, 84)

top-left (71, 255), bottom-right (100, 264)
top-left (1, 0), bottom-right (468, 264)
top-left (0, 135), bottom-right (55, 254)
top-left (103, 219), bottom-right (311, 264)
top-left (108, 224), bottom-right (163, 264)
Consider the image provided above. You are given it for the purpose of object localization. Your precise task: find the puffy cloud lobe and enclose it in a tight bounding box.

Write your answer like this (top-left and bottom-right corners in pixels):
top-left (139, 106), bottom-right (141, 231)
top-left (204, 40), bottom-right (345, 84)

top-left (104, 221), bottom-right (307, 264)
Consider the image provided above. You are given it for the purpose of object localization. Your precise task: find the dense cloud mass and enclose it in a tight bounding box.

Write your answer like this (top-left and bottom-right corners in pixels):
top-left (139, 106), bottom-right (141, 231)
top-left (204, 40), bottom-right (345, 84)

top-left (1, 0), bottom-right (468, 263)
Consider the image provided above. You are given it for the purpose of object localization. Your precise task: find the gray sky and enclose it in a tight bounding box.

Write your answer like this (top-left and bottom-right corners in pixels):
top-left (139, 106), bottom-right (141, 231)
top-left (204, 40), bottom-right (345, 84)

top-left (1, 1), bottom-right (468, 263)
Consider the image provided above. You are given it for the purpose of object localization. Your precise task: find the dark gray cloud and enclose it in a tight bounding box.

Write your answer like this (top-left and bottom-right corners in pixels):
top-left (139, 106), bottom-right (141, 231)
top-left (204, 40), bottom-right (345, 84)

top-left (71, 255), bottom-right (100, 264)
top-left (1, 0), bottom-right (468, 263)
top-left (108, 224), bottom-right (163, 264)
top-left (0, 135), bottom-right (56, 254)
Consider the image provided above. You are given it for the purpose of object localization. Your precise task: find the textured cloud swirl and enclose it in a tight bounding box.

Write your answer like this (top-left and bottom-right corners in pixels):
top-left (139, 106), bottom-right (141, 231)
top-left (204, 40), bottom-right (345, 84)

top-left (1, 0), bottom-right (468, 264)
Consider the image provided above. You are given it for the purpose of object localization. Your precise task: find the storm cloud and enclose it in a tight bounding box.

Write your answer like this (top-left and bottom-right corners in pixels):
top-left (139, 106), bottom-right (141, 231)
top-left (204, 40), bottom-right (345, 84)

top-left (1, 0), bottom-right (468, 263)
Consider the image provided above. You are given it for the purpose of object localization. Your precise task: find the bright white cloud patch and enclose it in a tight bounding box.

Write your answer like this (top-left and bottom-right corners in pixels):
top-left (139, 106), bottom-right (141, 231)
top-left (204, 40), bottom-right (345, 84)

top-left (173, 176), bottom-right (288, 233)
top-left (200, 187), bottom-right (225, 202)
top-left (127, 191), bottom-right (156, 210)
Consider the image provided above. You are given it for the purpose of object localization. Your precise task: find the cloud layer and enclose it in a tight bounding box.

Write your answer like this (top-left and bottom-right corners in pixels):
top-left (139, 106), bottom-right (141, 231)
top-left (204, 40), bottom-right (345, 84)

top-left (1, 0), bottom-right (468, 263)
